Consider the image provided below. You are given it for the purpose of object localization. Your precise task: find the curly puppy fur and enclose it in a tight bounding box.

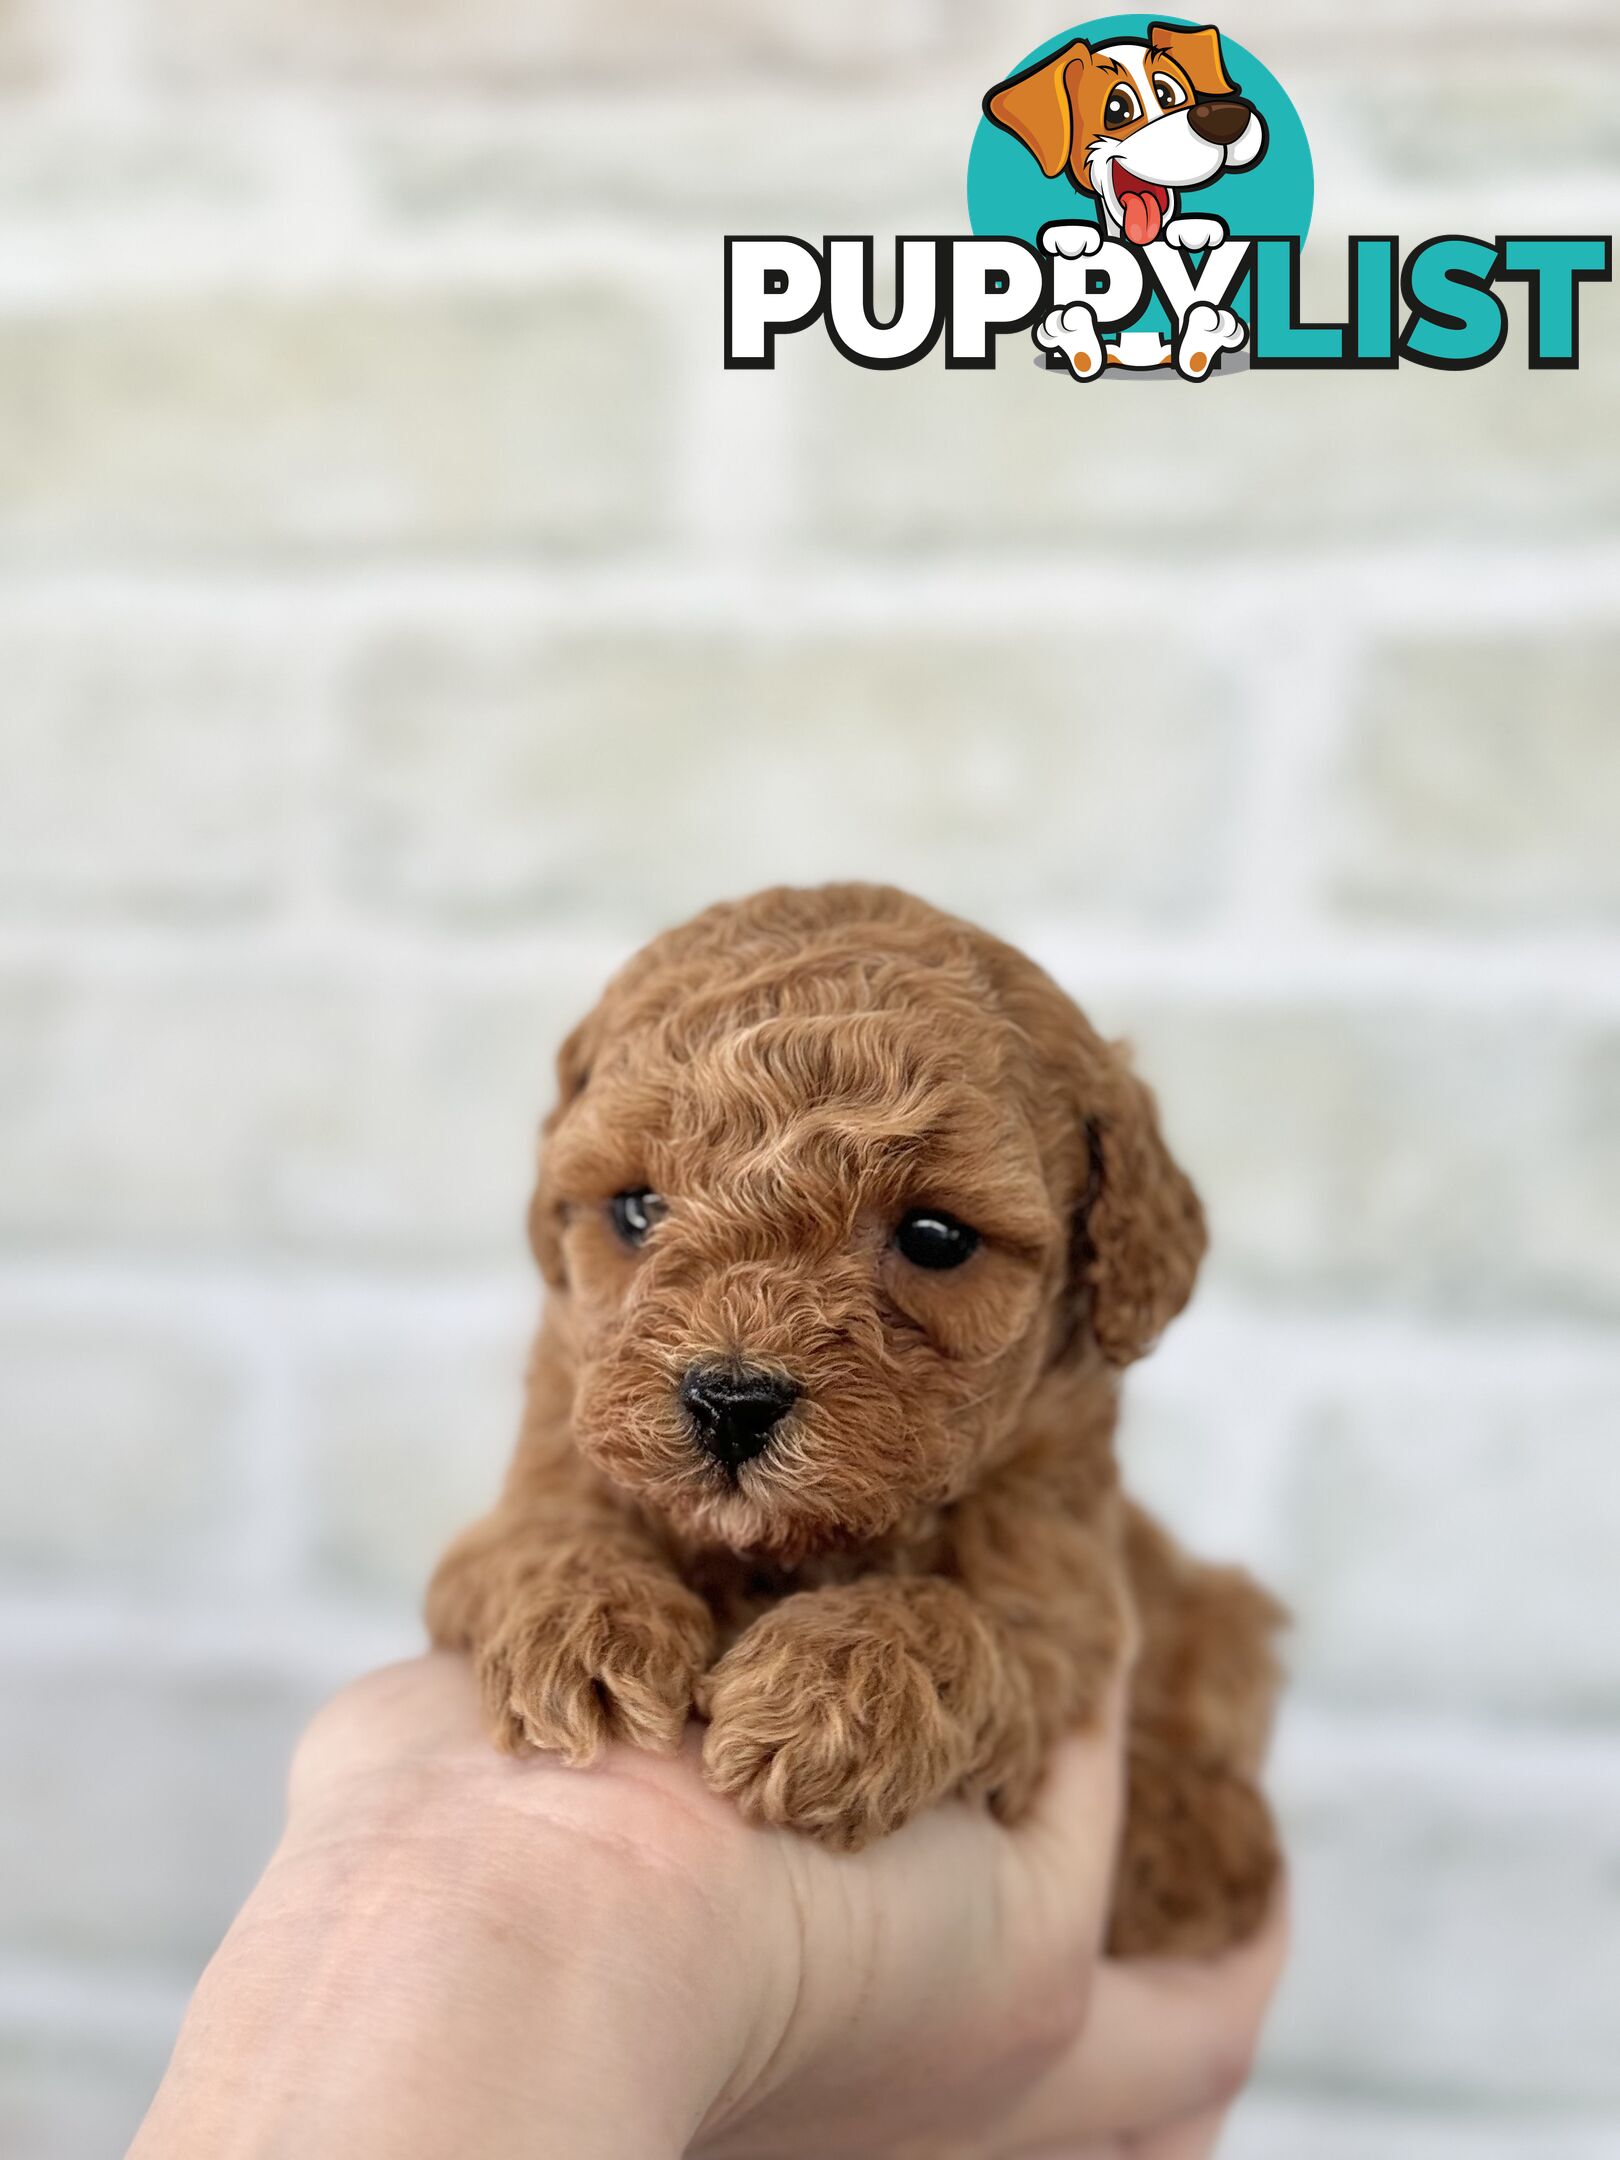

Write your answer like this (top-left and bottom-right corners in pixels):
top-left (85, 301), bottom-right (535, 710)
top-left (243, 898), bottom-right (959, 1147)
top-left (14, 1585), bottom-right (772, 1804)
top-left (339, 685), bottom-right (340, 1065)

top-left (429, 883), bottom-right (1283, 1956)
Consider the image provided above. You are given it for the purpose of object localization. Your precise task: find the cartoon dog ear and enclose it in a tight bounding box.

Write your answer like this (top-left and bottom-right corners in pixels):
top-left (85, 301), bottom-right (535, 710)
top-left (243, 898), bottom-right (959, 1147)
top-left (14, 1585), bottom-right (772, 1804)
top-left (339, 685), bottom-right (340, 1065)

top-left (1074, 1048), bottom-right (1207, 1367)
top-left (1147, 20), bottom-right (1236, 98)
top-left (984, 40), bottom-right (1093, 180)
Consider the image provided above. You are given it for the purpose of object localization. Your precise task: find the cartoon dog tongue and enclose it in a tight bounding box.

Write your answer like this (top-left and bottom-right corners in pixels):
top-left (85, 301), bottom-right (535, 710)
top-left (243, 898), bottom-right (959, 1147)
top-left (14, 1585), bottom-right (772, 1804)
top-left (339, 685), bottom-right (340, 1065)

top-left (1116, 173), bottom-right (1164, 246)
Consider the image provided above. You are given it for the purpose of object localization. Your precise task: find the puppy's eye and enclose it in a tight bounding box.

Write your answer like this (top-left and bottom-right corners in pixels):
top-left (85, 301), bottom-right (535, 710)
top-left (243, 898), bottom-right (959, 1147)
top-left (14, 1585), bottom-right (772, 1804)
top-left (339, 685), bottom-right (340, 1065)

top-left (1152, 73), bottom-right (1186, 111)
top-left (610, 1189), bottom-right (665, 1246)
top-left (1104, 87), bottom-right (1140, 128)
top-left (894, 1209), bottom-right (981, 1272)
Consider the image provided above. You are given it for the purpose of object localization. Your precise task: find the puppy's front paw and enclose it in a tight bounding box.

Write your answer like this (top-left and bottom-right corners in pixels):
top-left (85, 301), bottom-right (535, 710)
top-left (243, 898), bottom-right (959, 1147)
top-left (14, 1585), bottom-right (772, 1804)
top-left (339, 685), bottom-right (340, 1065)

top-left (699, 1591), bottom-right (984, 1851)
top-left (480, 1567), bottom-right (714, 1764)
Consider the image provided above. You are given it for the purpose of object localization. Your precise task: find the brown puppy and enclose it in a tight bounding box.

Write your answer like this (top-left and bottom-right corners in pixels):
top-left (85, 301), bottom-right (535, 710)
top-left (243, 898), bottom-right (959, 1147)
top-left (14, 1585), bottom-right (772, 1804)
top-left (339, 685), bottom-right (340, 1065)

top-left (429, 884), bottom-right (1282, 1956)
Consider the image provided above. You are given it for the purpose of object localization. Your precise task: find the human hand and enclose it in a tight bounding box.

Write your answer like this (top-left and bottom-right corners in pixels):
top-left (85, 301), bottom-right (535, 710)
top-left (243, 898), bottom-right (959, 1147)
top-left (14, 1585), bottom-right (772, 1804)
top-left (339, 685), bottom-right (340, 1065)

top-left (132, 1653), bottom-right (1286, 2160)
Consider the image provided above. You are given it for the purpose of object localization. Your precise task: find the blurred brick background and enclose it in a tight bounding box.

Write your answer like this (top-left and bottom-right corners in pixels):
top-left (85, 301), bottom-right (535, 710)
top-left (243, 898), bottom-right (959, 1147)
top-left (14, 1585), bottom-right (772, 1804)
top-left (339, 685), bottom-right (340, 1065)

top-left (1, 3), bottom-right (1618, 2155)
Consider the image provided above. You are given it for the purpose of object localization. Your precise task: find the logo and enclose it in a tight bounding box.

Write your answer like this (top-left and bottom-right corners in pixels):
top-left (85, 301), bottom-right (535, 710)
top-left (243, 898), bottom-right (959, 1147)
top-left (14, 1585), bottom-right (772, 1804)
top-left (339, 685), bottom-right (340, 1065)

top-left (972, 15), bottom-right (1301, 378)
top-left (724, 14), bottom-right (1610, 379)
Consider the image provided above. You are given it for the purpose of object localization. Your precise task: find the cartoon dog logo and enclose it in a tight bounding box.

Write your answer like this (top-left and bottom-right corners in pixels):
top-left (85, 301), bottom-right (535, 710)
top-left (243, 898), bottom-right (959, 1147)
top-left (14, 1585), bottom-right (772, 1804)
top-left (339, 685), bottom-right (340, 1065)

top-left (984, 20), bottom-right (1267, 378)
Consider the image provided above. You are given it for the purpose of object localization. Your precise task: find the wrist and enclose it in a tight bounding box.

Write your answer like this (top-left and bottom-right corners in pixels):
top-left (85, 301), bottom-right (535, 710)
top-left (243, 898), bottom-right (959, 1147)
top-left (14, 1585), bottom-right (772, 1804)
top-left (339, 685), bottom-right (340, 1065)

top-left (138, 1762), bottom-right (766, 2160)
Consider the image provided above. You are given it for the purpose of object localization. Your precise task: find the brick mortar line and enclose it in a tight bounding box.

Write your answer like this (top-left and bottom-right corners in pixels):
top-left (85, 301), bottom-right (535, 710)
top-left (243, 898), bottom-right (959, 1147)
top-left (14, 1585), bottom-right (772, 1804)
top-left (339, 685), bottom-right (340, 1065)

top-left (1237, 2082), bottom-right (1620, 2140)
top-left (0, 1954), bottom-right (188, 2048)
top-left (6, 68), bottom-right (1620, 141)
top-left (1223, 616), bottom-right (1357, 932)
top-left (0, 157), bottom-right (1610, 212)
top-left (2, 922), bottom-right (1617, 1008)
top-left (0, 199), bottom-right (1611, 304)
top-left (0, 548), bottom-right (1615, 623)
top-left (18, 22), bottom-right (1620, 102)
top-left (0, 221), bottom-right (685, 306)
top-left (0, 1257), bottom-right (533, 1321)
top-left (0, 168), bottom-right (1610, 235)
top-left (31, 0), bottom-right (139, 99)
top-left (1273, 1703), bottom-right (1620, 1794)
top-left (1, 1262), bottom-right (1615, 1376)
top-left (0, 1588), bottom-right (416, 1676)
top-left (4, 1589), bottom-right (1617, 1802)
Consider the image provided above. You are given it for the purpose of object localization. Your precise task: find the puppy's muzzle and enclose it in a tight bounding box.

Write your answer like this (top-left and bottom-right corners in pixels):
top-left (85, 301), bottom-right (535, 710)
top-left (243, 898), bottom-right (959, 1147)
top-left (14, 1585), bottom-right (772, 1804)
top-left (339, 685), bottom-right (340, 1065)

top-left (1187, 97), bottom-right (1252, 146)
top-left (680, 1363), bottom-right (800, 1471)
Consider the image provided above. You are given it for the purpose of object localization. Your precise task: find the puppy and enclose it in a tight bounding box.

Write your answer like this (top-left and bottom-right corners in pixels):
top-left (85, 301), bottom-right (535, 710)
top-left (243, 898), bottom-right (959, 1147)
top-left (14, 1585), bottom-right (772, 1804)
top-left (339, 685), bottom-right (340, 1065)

top-left (429, 884), bottom-right (1282, 1957)
top-left (985, 20), bottom-right (1266, 378)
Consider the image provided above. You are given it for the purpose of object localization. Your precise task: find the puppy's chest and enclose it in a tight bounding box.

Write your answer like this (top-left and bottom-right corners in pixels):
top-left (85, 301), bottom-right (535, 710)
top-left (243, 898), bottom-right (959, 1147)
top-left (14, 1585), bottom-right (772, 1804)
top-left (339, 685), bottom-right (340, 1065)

top-left (678, 1518), bottom-right (952, 1651)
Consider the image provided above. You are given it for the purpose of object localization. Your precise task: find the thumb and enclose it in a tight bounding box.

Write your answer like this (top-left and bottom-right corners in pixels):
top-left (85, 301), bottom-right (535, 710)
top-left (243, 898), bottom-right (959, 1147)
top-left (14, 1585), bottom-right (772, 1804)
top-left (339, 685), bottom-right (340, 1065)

top-left (1004, 1667), bottom-right (1132, 1957)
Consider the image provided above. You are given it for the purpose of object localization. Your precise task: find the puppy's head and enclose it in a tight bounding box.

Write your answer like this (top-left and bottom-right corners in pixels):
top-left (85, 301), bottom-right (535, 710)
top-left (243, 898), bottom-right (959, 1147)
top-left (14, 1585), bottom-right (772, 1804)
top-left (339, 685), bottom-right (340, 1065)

top-left (985, 23), bottom-right (1267, 243)
top-left (533, 886), bottom-right (1204, 1563)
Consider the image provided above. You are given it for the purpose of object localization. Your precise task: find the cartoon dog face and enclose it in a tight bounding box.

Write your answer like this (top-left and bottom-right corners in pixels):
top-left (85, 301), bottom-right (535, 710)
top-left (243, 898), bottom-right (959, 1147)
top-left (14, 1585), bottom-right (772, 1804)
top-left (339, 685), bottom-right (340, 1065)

top-left (531, 885), bottom-right (1204, 1565)
top-left (986, 20), bottom-right (1267, 244)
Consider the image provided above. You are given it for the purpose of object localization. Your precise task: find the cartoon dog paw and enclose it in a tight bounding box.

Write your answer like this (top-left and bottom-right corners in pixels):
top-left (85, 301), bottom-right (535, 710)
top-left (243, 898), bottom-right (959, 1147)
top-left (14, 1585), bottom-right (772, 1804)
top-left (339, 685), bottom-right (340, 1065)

top-left (1040, 220), bottom-right (1104, 259)
top-left (1035, 301), bottom-right (1105, 382)
top-left (1163, 214), bottom-right (1228, 252)
top-left (1175, 301), bottom-right (1247, 380)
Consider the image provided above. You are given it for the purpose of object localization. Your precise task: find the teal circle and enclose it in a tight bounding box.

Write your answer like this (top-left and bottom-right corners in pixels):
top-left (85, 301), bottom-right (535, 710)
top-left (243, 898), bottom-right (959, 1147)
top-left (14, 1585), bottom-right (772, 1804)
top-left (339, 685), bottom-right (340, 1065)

top-left (966, 15), bottom-right (1313, 339)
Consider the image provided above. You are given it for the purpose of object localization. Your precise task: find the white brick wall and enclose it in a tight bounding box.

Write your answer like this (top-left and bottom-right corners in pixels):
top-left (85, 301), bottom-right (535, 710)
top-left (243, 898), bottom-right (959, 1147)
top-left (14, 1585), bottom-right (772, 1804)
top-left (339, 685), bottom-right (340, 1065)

top-left (0, 4), bottom-right (1617, 2155)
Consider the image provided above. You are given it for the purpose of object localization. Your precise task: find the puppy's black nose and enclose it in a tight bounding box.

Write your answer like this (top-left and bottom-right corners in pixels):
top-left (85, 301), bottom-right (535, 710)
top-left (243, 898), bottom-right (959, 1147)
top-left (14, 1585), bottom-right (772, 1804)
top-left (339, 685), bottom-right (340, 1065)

top-left (1187, 97), bottom-right (1252, 146)
top-left (680, 1364), bottom-right (799, 1469)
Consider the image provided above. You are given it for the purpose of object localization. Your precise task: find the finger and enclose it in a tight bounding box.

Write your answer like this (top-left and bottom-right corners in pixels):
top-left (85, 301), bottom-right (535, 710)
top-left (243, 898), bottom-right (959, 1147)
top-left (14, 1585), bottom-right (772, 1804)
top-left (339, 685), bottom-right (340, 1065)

top-left (999, 1880), bottom-right (1289, 2150)
top-left (1025, 2109), bottom-right (1230, 2160)
top-left (288, 1655), bottom-right (477, 1801)
top-left (1010, 2134), bottom-right (1226, 2160)
top-left (1007, 1669), bottom-right (1132, 1941)
top-left (1130, 2103), bottom-right (1231, 2158)
top-left (1016, 2145), bottom-right (1126, 2159)
top-left (1015, 2145), bottom-right (1127, 2160)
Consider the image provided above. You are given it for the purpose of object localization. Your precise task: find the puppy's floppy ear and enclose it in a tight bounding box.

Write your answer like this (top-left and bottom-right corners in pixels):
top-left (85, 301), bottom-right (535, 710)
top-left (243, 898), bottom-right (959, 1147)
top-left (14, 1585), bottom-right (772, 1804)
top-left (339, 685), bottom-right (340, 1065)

top-left (1076, 1047), bottom-right (1206, 1367)
top-left (984, 40), bottom-right (1093, 180)
top-left (527, 1011), bottom-right (598, 1289)
top-left (1148, 20), bottom-right (1235, 98)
